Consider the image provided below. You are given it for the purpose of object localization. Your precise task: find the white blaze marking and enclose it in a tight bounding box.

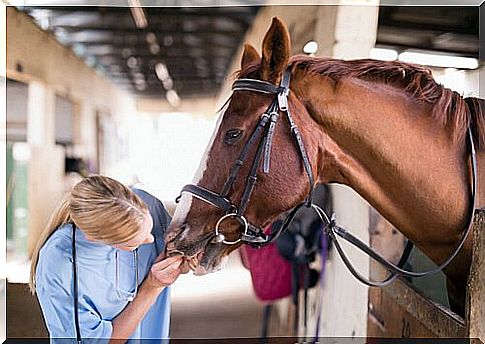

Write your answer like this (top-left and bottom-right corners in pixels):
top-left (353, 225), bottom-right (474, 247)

top-left (172, 103), bottom-right (229, 227)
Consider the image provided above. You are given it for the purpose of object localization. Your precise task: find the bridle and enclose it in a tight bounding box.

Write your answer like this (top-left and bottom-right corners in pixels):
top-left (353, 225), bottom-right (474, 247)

top-left (176, 67), bottom-right (478, 287)
top-left (177, 68), bottom-right (314, 247)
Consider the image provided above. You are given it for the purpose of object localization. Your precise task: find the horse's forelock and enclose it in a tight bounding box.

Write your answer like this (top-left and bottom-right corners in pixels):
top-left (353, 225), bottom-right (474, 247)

top-left (236, 60), bottom-right (261, 79)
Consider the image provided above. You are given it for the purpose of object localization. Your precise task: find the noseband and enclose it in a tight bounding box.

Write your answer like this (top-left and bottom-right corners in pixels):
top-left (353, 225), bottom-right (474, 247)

top-left (176, 68), bottom-right (479, 287)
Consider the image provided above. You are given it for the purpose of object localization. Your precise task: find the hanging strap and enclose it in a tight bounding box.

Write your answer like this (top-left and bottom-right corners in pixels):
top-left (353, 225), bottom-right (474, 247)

top-left (259, 304), bottom-right (272, 344)
top-left (291, 262), bottom-right (300, 336)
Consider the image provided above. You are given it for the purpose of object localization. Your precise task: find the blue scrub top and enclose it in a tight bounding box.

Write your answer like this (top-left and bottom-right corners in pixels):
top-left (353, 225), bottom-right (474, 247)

top-left (36, 189), bottom-right (172, 343)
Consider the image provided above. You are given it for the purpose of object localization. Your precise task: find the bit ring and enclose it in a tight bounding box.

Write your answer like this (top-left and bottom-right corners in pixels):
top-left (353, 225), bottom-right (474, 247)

top-left (214, 213), bottom-right (247, 245)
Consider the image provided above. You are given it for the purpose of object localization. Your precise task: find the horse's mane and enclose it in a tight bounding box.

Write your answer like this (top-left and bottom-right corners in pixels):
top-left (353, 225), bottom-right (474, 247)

top-left (238, 56), bottom-right (485, 149)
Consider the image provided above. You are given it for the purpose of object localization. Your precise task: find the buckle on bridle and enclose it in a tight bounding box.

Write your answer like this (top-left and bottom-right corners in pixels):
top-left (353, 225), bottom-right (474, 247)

top-left (241, 227), bottom-right (269, 245)
top-left (278, 90), bottom-right (289, 111)
top-left (269, 111), bottom-right (279, 122)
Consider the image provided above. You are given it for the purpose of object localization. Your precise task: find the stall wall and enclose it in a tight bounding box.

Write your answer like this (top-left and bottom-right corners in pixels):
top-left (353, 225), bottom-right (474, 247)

top-left (6, 8), bottom-right (138, 259)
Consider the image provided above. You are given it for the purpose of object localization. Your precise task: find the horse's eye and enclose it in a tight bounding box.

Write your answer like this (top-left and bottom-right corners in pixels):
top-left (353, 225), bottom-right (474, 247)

top-left (224, 129), bottom-right (243, 145)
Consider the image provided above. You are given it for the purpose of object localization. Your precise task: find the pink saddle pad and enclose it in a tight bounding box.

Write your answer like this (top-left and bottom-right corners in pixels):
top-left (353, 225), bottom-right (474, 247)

top-left (240, 242), bottom-right (292, 302)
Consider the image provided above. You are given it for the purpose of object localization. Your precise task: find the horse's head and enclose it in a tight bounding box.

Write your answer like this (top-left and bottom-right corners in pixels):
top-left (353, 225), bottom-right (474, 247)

top-left (165, 18), bottom-right (321, 274)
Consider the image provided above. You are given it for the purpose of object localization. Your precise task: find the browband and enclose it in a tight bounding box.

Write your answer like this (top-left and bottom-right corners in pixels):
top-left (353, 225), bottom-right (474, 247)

top-left (232, 78), bottom-right (284, 95)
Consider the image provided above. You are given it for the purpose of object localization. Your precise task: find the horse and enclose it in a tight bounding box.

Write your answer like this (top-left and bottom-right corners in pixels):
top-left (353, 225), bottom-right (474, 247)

top-left (165, 17), bottom-right (485, 314)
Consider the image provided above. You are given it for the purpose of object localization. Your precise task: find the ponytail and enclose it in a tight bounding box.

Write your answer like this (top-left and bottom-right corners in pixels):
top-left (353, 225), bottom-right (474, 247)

top-left (29, 194), bottom-right (71, 294)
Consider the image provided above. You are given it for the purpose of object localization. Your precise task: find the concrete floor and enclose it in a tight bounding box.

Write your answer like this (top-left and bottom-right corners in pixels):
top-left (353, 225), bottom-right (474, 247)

top-left (5, 252), bottom-right (270, 340)
top-left (170, 252), bottom-right (266, 339)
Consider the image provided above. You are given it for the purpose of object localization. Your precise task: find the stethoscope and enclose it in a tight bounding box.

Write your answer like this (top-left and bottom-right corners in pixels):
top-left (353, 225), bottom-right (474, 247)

top-left (71, 223), bottom-right (139, 343)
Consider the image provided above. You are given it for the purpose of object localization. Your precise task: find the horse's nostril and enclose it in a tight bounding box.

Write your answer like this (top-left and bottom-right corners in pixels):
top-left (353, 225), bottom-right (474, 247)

top-left (165, 224), bottom-right (187, 243)
top-left (178, 224), bottom-right (188, 235)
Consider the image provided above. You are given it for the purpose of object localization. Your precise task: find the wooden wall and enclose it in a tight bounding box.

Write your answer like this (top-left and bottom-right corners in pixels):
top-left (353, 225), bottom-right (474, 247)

top-left (368, 211), bottom-right (485, 342)
top-left (466, 210), bottom-right (484, 341)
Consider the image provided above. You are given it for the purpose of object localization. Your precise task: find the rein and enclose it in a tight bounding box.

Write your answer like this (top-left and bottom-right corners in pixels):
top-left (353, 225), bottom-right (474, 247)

top-left (176, 67), bottom-right (478, 287)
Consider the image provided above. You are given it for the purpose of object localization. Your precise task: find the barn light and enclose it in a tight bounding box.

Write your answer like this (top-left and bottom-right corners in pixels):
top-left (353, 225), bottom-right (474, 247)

top-left (163, 35), bottom-right (174, 47)
top-left (370, 47), bottom-right (398, 61)
top-left (166, 89), bottom-right (180, 107)
top-left (303, 41), bottom-right (318, 55)
top-left (135, 82), bottom-right (146, 91)
top-left (155, 63), bottom-right (169, 81)
top-left (127, 56), bottom-right (138, 69)
top-left (128, 0), bottom-right (148, 29)
top-left (146, 32), bottom-right (157, 44)
top-left (162, 77), bottom-right (173, 90)
top-left (399, 51), bottom-right (479, 70)
top-left (149, 43), bottom-right (160, 55)
top-left (132, 72), bottom-right (145, 84)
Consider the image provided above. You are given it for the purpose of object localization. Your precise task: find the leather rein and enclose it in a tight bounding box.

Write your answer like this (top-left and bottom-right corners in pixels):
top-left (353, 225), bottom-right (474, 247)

top-left (176, 68), bottom-right (478, 287)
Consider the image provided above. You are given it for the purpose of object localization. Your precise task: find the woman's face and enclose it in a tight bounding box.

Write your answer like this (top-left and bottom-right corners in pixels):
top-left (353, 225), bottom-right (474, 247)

top-left (115, 213), bottom-right (154, 251)
top-left (109, 213), bottom-right (155, 251)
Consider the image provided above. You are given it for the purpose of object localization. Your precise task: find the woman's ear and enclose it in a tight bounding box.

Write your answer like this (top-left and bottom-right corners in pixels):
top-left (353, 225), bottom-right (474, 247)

top-left (260, 17), bottom-right (291, 83)
top-left (241, 44), bottom-right (260, 70)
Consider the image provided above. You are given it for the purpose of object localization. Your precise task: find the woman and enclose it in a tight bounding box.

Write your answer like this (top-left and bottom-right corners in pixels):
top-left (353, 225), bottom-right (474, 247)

top-left (29, 175), bottom-right (185, 342)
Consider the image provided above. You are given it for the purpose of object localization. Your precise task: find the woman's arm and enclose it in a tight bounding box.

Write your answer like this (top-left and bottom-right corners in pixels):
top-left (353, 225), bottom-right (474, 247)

top-left (109, 255), bottom-right (183, 343)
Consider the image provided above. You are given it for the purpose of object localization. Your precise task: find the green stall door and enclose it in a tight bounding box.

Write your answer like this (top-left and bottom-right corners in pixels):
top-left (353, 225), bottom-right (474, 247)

top-left (6, 142), bottom-right (29, 260)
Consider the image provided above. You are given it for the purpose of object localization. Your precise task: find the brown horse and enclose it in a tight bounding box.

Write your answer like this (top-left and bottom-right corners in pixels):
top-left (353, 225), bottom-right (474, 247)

top-left (165, 17), bottom-right (485, 313)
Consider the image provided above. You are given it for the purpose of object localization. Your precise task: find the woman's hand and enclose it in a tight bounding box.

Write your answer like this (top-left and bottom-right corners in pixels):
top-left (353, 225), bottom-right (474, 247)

top-left (112, 254), bottom-right (184, 341)
top-left (144, 255), bottom-right (184, 290)
top-left (178, 258), bottom-right (191, 274)
top-left (160, 250), bottom-right (192, 274)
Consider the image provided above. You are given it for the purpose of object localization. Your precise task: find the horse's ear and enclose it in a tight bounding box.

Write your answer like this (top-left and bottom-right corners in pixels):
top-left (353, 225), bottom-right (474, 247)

top-left (261, 17), bottom-right (291, 83)
top-left (241, 44), bottom-right (260, 69)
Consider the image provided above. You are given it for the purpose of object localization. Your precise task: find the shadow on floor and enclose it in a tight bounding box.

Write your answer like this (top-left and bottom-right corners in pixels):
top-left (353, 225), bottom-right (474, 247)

top-left (170, 252), bottom-right (266, 339)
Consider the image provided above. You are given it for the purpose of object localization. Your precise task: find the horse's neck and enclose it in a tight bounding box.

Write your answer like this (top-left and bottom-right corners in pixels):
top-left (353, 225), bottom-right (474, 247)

top-left (294, 71), bottom-right (474, 272)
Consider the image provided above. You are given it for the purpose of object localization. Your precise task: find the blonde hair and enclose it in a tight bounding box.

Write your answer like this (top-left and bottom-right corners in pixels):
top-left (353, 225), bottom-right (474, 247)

top-left (29, 175), bottom-right (148, 293)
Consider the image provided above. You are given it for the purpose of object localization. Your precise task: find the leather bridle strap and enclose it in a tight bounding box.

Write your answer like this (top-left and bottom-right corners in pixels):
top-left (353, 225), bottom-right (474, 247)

top-left (282, 98), bottom-right (315, 204)
top-left (180, 184), bottom-right (234, 213)
top-left (232, 78), bottom-right (284, 95)
top-left (238, 116), bottom-right (272, 215)
top-left (233, 70), bottom-right (315, 207)
top-left (221, 105), bottom-right (275, 197)
top-left (179, 107), bottom-right (275, 213)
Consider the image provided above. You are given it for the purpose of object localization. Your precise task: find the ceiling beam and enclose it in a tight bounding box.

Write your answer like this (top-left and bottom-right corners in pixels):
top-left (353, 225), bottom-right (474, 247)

top-left (56, 27), bottom-right (244, 35)
top-left (22, 6), bottom-right (258, 99)
top-left (28, 6), bottom-right (256, 21)
top-left (75, 41), bottom-right (236, 50)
